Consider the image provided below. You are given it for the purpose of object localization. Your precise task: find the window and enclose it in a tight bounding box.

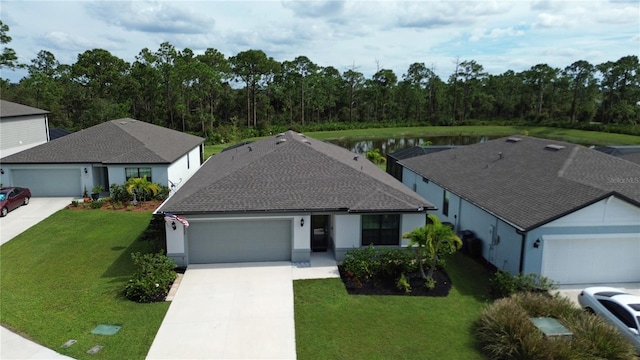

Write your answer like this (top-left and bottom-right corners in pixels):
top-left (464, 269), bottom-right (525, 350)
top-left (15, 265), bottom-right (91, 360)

top-left (361, 214), bottom-right (400, 246)
top-left (598, 299), bottom-right (637, 329)
top-left (443, 190), bottom-right (450, 216)
top-left (125, 167), bottom-right (152, 182)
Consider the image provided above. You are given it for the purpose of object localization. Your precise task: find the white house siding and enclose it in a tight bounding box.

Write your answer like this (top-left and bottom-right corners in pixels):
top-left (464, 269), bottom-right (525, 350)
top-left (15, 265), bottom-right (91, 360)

top-left (0, 115), bottom-right (49, 158)
top-left (401, 213), bottom-right (427, 246)
top-left (333, 214), bottom-right (361, 260)
top-left (166, 146), bottom-right (202, 191)
top-left (458, 200), bottom-right (522, 274)
top-left (522, 196), bottom-right (640, 284)
top-left (404, 167), bottom-right (523, 274)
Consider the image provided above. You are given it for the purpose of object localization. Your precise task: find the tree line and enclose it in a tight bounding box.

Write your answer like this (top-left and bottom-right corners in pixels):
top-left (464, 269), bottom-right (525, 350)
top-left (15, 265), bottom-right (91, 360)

top-left (1, 21), bottom-right (638, 141)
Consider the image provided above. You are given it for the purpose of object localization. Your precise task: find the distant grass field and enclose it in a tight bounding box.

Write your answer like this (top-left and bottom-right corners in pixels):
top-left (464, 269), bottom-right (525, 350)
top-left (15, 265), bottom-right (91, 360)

top-left (204, 125), bottom-right (640, 158)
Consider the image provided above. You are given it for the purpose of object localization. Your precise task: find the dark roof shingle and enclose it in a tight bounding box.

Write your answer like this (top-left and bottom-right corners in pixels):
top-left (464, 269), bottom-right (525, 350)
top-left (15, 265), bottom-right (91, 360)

top-left (400, 136), bottom-right (640, 230)
top-left (158, 131), bottom-right (434, 214)
top-left (0, 100), bottom-right (50, 117)
top-left (1, 118), bottom-right (204, 164)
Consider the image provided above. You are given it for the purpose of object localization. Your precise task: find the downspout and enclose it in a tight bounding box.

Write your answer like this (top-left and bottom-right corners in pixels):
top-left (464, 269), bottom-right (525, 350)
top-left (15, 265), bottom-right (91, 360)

top-left (517, 229), bottom-right (526, 273)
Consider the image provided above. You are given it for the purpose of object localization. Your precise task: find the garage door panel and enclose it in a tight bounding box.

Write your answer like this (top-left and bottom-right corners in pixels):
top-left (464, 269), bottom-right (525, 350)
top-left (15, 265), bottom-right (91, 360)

top-left (12, 169), bottom-right (81, 197)
top-left (188, 220), bottom-right (291, 264)
top-left (542, 235), bottom-right (640, 285)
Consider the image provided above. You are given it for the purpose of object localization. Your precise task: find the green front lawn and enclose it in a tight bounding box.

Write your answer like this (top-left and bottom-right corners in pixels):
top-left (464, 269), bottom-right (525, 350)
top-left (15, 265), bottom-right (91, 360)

top-left (294, 252), bottom-right (492, 359)
top-left (0, 210), bottom-right (169, 360)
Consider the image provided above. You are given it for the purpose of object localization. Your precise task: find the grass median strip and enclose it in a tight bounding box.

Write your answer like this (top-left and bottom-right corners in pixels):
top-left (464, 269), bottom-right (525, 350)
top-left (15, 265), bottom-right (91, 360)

top-left (0, 210), bottom-right (169, 360)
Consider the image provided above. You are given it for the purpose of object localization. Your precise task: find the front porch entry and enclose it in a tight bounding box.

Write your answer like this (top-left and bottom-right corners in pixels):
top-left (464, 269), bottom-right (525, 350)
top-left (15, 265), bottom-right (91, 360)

top-left (311, 215), bottom-right (329, 252)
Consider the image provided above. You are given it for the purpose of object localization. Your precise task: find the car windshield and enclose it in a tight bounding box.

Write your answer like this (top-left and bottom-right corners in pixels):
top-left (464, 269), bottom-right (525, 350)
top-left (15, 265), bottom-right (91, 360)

top-left (0, 193), bottom-right (6, 201)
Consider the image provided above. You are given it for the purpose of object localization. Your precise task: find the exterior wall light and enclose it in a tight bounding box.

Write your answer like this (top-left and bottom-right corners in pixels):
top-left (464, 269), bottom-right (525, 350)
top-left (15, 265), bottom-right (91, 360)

top-left (0, 169), bottom-right (4, 175)
top-left (533, 239), bottom-right (541, 248)
top-left (300, 218), bottom-right (304, 227)
top-left (171, 221), bottom-right (177, 231)
top-left (84, 168), bottom-right (88, 174)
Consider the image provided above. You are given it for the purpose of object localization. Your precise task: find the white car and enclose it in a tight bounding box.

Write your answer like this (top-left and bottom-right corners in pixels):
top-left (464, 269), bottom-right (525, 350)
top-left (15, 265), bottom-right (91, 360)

top-left (578, 286), bottom-right (640, 353)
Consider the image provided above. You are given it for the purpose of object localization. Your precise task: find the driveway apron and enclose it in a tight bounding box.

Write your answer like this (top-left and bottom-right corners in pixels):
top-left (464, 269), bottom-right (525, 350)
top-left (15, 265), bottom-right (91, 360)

top-left (146, 262), bottom-right (296, 360)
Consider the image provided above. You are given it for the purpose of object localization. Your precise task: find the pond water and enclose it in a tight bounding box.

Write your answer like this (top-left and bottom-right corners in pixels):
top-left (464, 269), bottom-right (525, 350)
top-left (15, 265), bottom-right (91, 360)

top-left (327, 135), bottom-right (499, 156)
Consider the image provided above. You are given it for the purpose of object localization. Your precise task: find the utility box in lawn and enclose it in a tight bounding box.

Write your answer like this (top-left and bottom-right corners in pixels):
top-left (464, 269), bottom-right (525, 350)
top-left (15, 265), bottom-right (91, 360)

top-left (530, 317), bottom-right (573, 340)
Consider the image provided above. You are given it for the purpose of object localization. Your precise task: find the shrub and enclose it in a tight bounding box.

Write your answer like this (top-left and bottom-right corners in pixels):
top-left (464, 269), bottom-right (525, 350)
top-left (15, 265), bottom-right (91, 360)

top-left (343, 244), bottom-right (377, 280)
top-left (396, 273), bottom-right (411, 293)
top-left (475, 292), bottom-right (637, 360)
top-left (124, 252), bottom-right (176, 303)
top-left (343, 245), bottom-right (416, 283)
top-left (110, 183), bottom-right (131, 203)
top-left (424, 276), bottom-right (436, 290)
top-left (489, 270), bottom-right (557, 298)
top-left (70, 200), bottom-right (79, 207)
top-left (90, 199), bottom-right (104, 209)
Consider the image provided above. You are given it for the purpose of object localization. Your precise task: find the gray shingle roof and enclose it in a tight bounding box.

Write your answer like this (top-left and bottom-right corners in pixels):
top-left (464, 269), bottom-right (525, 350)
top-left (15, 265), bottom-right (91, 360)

top-left (0, 100), bottom-right (49, 117)
top-left (158, 131), bottom-right (434, 214)
top-left (400, 136), bottom-right (640, 231)
top-left (1, 118), bottom-right (204, 164)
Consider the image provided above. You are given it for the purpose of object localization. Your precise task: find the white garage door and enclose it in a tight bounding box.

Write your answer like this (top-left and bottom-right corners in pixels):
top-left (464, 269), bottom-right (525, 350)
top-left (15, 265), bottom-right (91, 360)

top-left (11, 168), bottom-right (82, 197)
top-left (188, 219), bottom-right (292, 264)
top-left (541, 234), bottom-right (640, 285)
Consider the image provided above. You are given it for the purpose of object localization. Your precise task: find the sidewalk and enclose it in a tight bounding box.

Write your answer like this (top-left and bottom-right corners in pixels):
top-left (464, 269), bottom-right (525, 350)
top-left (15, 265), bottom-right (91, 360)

top-left (1, 324), bottom-right (74, 359)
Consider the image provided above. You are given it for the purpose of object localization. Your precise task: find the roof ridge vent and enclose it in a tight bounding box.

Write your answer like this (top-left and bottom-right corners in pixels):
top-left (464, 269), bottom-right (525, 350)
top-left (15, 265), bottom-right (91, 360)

top-left (276, 138), bottom-right (287, 144)
top-left (506, 137), bottom-right (522, 143)
top-left (545, 144), bottom-right (565, 151)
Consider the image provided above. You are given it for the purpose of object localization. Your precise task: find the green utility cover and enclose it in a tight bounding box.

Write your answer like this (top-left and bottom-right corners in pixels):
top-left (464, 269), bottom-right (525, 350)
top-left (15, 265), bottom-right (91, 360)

top-left (530, 317), bottom-right (573, 338)
top-left (91, 324), bottom-right (121, 336)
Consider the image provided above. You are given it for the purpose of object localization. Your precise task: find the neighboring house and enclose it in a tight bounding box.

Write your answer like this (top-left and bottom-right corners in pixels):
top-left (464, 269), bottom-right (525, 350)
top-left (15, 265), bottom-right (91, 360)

top-left (156, 130), bottom-right (434, 266)
top-left (386, 145), bottom-right (457, 182)
top-left (594, 145), bottom-right (640, 166)
top-left (0, 118), bottom-right (204, 197)
top-left (399, 136), bottom-right (640, 285)
top-left (0, 100), bottom-right (50, 158)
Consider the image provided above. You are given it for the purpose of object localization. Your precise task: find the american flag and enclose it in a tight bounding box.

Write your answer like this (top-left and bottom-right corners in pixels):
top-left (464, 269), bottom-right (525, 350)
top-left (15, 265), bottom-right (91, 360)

top-left (164, 213), bottom-right (189, 227)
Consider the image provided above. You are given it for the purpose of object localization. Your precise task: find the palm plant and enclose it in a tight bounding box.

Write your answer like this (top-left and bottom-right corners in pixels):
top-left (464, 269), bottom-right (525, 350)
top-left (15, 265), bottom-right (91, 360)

top-left (403, 214), bottom-right (462, 279)
top-left (125, 176), bottom-right (160, 202)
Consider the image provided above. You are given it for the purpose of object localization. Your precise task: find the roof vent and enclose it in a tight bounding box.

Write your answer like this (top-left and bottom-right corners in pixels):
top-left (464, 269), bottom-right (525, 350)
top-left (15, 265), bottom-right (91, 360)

top-left (299, 133), bottom-right (306, 138)
top-left (506, 137), bottom-right (521, 143)
top-left (276, 133), bottom-right (285, 138)
top-left (276, 138), bottom-right (287, 144)
top-left (303, 140), bottom-right (311, 145)
top-left (354, 155), bottom-right (359, 161)
top-left (545, 144), bottom-right (565, 151)
top-left (248, 146), bottom-right (252, 152)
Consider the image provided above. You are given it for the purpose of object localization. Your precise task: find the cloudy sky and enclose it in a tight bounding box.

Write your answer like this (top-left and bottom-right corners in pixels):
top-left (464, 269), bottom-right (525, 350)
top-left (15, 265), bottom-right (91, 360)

top-left (1, 0), bottom-right (638, 83)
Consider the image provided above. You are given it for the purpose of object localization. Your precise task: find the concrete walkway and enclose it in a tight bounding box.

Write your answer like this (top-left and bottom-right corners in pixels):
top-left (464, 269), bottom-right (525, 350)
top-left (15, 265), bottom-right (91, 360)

top-left (147, 252), bottom-right (339, 360)
top-left (1, 197), bottom-right (75, 359)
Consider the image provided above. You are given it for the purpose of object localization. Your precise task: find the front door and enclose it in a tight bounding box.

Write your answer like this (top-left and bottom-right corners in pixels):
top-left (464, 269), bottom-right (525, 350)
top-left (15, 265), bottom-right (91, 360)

top-left (311, 215), bottom-right (329, 252)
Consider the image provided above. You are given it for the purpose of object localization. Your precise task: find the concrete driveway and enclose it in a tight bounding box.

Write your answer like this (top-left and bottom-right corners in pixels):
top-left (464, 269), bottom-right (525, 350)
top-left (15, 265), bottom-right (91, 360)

top-left (0, 197), bottom-right (73, 246)
top-left (554, 283), bottom-right (640, 306)
top-left (146, 262), bottom-right (297, 360)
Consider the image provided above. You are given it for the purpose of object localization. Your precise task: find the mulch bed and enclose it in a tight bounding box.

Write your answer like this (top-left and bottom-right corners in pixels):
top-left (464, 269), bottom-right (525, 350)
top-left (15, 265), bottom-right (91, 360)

top-left (338, 265), bottom-right (452, 297)
top-left (67, 200), bottom-right (163, 212)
